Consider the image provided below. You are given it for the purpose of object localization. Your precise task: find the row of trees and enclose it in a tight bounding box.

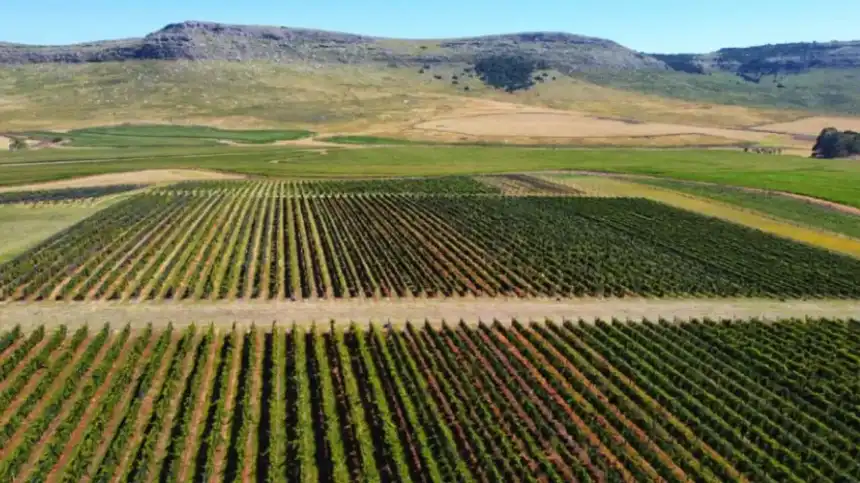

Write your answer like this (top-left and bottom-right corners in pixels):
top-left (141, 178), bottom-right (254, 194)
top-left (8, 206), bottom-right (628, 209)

top-left (812, 128), bottom-right (860, 159)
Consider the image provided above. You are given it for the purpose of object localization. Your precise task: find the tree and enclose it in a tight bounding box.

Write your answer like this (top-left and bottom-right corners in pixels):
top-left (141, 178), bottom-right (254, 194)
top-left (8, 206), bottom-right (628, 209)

top-left (8, 137), bottom-right (27, 151)
top-left (812, 127), bottom-right (860, 158)
top-left (473, 54), bottom-right (547, 92)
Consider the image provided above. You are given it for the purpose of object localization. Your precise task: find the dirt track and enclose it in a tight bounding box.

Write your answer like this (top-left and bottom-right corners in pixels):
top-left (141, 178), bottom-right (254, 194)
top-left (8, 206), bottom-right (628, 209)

top-left (1, 297), bottom-right (857, 331)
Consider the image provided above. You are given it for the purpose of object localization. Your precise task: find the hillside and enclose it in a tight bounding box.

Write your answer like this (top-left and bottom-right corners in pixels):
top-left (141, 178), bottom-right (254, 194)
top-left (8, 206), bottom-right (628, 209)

top-left (0, 21), bottom-right (664, 73)
top-left (1, 21), bottom-right (860, 140)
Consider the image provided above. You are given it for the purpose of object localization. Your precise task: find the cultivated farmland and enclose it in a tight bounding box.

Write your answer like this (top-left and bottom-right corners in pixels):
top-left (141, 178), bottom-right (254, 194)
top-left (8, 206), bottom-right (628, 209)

top-left (0, 185), bottom-right (143, 205)
top-left (2, 177), bottom-right (860, 302)
top-left (0, 318), bottom-right (858, 481)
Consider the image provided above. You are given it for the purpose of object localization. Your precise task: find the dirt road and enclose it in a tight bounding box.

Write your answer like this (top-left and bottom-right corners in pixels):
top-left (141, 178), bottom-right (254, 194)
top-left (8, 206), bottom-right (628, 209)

top-left (1, 297), bottom-right (857, 331)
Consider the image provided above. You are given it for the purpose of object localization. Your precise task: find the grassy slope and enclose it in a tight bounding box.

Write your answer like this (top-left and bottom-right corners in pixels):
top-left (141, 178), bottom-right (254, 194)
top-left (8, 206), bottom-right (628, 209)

top-left (633, 178), bottom-right (860, 239)
top-left (573, 69), bottom-right (860, 117)
top-left (2, 145), bottom-right (858, 208)
top-left (0, 61), bottom-right (807, 133)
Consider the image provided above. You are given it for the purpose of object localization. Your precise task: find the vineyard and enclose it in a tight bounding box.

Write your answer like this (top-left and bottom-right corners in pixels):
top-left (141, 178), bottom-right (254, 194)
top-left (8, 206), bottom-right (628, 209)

top-left (0, 185), bottom-right (143, 205)
top-left (475, 174), bottom-right (584, 196)
top-left (0, 318), bottom-right (857, 481)
top-left (155, 177), bottom-right (500, 195)
top-left (2, 178), bottom-right (860, 301)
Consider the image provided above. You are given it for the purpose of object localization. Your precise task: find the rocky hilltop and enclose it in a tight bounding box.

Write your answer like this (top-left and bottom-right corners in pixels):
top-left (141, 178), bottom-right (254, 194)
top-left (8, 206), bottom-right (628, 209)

top-left (653, 41), bottom-right (860, 78)
top-left (0, 20), bottom-right (665, 72)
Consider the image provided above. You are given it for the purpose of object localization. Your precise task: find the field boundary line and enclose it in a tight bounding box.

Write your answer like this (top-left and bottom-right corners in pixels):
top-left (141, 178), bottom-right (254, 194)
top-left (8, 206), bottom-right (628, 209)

top-left (2, 298), bottom-right (858, 331)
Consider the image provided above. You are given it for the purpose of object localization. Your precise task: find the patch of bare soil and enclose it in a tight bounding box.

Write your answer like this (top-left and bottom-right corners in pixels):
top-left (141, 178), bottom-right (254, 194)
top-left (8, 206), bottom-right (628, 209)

top-left (1, 298), bottom-right (857, 331)
top-left (753, 116), bottom-right (860, 136)
top-left (0, 169), bottom-right (245, 193)
top-left (414, 112), bottom-right (779, 142)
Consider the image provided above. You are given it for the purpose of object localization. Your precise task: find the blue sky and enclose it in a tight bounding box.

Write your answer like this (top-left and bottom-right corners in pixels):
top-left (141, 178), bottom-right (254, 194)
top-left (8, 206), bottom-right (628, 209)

top-left (4, 0), bottom-right (858, 53)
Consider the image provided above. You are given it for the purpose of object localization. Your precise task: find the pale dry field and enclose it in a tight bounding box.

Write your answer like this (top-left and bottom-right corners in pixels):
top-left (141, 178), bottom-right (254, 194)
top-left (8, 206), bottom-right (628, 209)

top-left (0, 169), bottom-right (245, 193)
top-left (413, 112), bottom-right (802, 146)
top-left (754, 116), bottom-right (860, 135)
top-left (1, 297), bottom-right (858, 331)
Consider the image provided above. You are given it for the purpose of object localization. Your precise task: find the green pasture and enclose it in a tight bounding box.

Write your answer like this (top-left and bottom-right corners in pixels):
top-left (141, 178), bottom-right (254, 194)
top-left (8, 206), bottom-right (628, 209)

top-left (20, 124), bottom-right (313, 148)
top-left (1, 145), bottom-right (859, 207)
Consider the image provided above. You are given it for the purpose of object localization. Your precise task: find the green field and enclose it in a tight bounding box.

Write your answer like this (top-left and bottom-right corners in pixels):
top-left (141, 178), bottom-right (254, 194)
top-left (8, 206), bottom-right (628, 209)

top-left (21, 125), bottom-right (313, 148)
top-left (635, 178), bottom-right (860, 239)
top-left (2, 145), bottom-right (860, 208)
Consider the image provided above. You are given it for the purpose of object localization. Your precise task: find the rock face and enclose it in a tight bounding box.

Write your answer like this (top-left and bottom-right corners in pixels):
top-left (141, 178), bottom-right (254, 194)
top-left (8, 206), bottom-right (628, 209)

top-left (653, 41), bottom-right (860, 76)
top-left (0, 20), bottom-right (667, 72)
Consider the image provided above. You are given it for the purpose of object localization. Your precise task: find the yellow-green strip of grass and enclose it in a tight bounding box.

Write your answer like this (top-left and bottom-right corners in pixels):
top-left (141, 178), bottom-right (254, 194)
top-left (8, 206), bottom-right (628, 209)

top-left (0, 195), bottom-right (130, 263)
top-left (550, 175), bottom-right (860, 259)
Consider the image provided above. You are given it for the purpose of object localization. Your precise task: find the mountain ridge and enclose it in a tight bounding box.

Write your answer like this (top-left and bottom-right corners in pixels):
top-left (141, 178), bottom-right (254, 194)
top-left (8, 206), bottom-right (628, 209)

top-left (1, 20), bottom-right (857, 77)
top-left (0, 20), bottom-right (664, 72)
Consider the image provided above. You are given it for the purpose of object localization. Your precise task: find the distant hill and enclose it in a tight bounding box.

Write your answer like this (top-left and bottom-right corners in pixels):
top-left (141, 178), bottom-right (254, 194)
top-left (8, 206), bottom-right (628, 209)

top-left (0, 20), bottom-right (665, 72)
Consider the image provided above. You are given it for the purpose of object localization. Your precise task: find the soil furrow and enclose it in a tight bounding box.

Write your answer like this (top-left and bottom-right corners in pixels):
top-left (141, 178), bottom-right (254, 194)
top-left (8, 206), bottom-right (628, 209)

top-left (0, 334), bottom-right (93, 435)
top-left (174, 331), bottom-right (222, 482)
top-left (104, 335), bottom-right (181, 483)
top-left (0, 335), bottom-right (51, 393)
top-left (206, 328), bottom-right (244, 482)
top-left (11, 332), bottom-right (126, 481)
top-left (46, 331), bottom-right (157, 483)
